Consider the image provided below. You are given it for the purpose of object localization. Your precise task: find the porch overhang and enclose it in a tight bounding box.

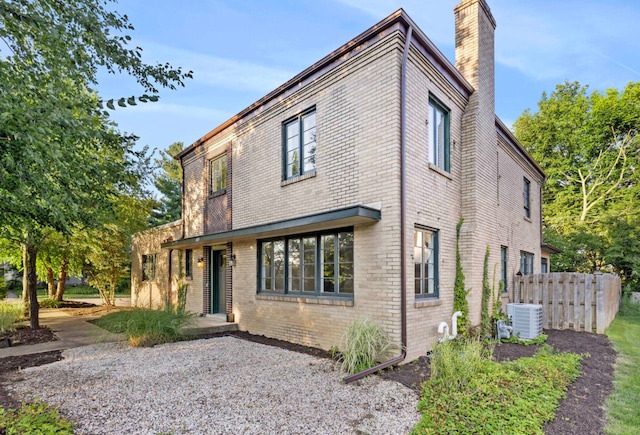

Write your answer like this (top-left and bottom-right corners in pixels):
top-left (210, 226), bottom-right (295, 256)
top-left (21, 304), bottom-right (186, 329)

top-left (160, 205), bottom-right (381, 249)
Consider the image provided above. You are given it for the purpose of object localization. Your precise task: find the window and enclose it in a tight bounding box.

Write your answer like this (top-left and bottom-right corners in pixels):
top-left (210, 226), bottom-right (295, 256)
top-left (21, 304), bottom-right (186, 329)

top-left (520, 251), bottom-right (534, 275)
top-left (284, 108), bottom-right (316, 179)
top-left (541, 257), bottom-right (548, 274)
top-left (523, 177), bottom-right (531, 218)
top-left (259, 229), bottom-right (353, 297)
top-left (142, 254), bottom-right (156, 281)
top-left (428, 97), bottom-right (450, 172)
top-left (185, 249), bottom-right (193, 278)
top-left (414, 228), bottom-right (439, 298)
top-left (209, 154), bottom-right (227, 194)
top-left (500, 246), bottom-right (508, 293)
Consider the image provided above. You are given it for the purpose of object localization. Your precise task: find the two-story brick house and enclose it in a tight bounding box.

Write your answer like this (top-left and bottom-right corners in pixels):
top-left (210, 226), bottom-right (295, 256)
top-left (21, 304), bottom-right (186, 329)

top-left (131, 0), bottom-right (546, 365)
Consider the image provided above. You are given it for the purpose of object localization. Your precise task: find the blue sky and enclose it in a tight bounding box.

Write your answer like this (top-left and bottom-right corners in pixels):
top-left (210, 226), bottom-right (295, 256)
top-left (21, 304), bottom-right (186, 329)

top-left (98, 0), bottom-right (640, 156)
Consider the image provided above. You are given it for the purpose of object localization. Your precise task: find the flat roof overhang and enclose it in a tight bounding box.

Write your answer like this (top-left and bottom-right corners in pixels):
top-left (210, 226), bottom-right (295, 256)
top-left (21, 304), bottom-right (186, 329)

top-left (161, 205), bottom-right (381, 249)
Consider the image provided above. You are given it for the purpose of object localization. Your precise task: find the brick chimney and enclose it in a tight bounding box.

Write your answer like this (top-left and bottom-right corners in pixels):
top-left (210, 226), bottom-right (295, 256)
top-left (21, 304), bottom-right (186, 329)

top-left (454, 0), bottom-right (498, 324)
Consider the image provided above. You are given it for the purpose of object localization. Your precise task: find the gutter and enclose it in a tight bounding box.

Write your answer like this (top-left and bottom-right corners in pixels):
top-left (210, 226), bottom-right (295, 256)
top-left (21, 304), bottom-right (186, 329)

top-left (343, 24), bottom-right (412, 383)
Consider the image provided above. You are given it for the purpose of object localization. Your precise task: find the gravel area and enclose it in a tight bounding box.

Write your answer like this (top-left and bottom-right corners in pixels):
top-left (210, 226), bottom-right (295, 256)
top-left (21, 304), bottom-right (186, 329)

top-left (8, 336), bottom-right (419, 434)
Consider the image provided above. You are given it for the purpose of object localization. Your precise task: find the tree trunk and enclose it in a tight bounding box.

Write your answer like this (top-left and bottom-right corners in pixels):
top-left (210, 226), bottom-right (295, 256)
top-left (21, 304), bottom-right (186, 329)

top-left (55, 258), bottom-right (68, 301)
top-left (46, 267), bottom-right (56, 299)
top-left (21, 248), bottom-right (29, 306)
top-left (25, 242), bottom-right (39, 329)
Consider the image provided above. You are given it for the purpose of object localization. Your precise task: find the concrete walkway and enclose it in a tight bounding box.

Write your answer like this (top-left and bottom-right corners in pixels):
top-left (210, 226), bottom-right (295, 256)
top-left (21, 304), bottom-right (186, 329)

top-left (0, 309), bottom-right (238, 358)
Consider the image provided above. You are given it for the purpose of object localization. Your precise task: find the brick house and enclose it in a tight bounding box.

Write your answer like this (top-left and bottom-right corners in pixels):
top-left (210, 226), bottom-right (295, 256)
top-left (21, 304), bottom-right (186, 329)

top-left (131, 0), bottom-right (547, 364)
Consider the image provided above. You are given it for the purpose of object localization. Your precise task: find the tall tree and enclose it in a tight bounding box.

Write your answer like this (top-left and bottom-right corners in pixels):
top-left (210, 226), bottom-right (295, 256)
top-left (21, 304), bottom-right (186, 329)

top-left (0, 0), bottom-right (191, 327)
top-left (150, 142), bottom-right (184, 225)
top-left (514, 81), bottom-right (640, 290)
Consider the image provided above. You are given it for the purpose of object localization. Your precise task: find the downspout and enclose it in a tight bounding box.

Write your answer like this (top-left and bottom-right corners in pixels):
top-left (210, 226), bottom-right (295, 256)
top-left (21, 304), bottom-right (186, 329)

top-left (168, 248), bottom-right (173, 306)
top-left (344, 24), bottom-right (412, 383)
top-left (180, 157), bottom-right (185, 240)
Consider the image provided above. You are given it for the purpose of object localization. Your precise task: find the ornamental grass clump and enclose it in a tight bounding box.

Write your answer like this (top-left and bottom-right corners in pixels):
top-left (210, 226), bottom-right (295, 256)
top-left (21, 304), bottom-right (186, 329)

top-left (94, 308), bottom-right (194, 347)
top-left (0, 301), bottom-right (23, 332)
top-left (339, 317), bottom-right (397, 374)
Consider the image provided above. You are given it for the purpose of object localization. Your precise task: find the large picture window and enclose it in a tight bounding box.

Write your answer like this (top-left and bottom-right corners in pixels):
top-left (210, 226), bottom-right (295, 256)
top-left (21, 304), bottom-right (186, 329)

top-left (414, 228), bottom-right (438, 298)
top-left (428, 97), bottom-right (450, 172)
top-left (284, 108), bottom-right (316, 179)
top-left (259, 229), bottom-right (353, 297)
top-left (209, 154), bottom-right (227, 194)
top-left (142, 254), bottom-right (157, 281)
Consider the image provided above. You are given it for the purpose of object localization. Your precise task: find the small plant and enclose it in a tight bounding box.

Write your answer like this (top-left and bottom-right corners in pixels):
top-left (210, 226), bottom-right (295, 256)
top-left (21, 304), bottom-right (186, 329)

top-left (0, 401), bottom-right (74, 434)
top-left (429, 337), bottom-right (494, 389)
top-left (501, 333), bottom-right (548, 346)
top-left (39, 298), bottom-right (61, 308)
top-left (339, 318), bottom-right (397, 374)
top-left (94, 308), bottom-right (194, 347)
top-left (0, 301), bottom-right (24, 333)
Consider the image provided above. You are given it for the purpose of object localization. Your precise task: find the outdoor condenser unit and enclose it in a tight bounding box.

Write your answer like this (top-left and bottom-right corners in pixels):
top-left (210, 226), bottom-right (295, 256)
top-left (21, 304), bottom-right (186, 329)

top-left (505, 303), bottom-right (543, 339)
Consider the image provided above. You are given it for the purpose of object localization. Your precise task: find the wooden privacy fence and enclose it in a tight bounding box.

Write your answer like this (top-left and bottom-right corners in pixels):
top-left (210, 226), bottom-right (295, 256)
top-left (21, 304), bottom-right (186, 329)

top-left (513, 272), bottom-right (621, 334)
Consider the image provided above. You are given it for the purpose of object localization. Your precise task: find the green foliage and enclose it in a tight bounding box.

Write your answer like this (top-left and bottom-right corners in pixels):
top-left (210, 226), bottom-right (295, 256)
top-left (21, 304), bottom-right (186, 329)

top-left (0, 275), bottom-right (6, 300)
top-left (480, 246), bottom-right (492, 338)
top-left (514, 81), bottom-right (640, 289)
top-left (501, 333), bottom-right (548, 346)
top-left (453, 219), bottom-right (470, 337)
top-left (415, 344), bottom-right (582, 434)
top-left (150, 142), bottom-right (184, 226)
top-left (605, 299), bottom-right (640, 434)
top-left (492, 277), bottom-right (506, 324)
top-left (39, 299), bottom-right (61, 309)
top-left (339, 318), bottom-right (397, 374)
top-left (0, 401), bottom-right (74, 435)
top-left (94, 308), bottom-right (194, 347)
top-left (0, 302), bottom-right (23, 332)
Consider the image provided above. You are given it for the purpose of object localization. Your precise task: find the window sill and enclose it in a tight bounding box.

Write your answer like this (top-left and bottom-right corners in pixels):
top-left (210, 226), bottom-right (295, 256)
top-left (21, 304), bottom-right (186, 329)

top-left (281, 171), bottom-right (316, 187)
top-left (524, 216), bottom-right (532, 223)
top-left (209, 188), bottom-right (227, 199)
top-left (428, 163), bottom-right (452, 180)
top-left (257, 293), bottom-right (354, 307)
top-left (414, 298), bottom-right (442, 308)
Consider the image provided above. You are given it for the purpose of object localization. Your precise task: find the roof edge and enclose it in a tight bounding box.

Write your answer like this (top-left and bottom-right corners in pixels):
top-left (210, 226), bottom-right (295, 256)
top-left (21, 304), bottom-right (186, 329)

top-left (496, 116), bottom-right (546, 179)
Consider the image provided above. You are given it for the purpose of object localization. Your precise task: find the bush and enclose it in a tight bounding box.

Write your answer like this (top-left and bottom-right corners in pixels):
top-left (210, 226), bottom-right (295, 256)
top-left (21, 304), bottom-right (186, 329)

top-left (39, 299), bottom-right (61, 309)
top-left (94, 308), bottom-right (194, 347)
top-left (339, 318), bottom-right (397, 374)
top-left (0, 302), bottom-right (23, 333)
top-left (415, 343), bottom-right (581, 434)
top-left (0, 275), bottom-right (6, 300)
top-left (0, 401), bottom-right (74, 434)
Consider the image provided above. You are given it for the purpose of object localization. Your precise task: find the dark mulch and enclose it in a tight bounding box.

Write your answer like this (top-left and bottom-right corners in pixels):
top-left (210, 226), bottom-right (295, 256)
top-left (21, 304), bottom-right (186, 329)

top-left (0, 326), bottom-right (57, 349)
top-left (0, 326), bottom-right (617, 435)
top-left (380, 329), bottom-right (616, 435)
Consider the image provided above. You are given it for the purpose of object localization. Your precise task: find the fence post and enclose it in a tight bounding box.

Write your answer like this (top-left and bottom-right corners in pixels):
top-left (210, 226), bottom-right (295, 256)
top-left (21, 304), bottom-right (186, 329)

top-left (595, 271), bottom-right (605, 333)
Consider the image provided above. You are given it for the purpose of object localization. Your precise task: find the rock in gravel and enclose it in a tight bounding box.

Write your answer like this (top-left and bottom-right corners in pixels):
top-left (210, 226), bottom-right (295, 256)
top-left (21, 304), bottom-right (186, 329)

top-left (9, 337), bottom-right (420, 434)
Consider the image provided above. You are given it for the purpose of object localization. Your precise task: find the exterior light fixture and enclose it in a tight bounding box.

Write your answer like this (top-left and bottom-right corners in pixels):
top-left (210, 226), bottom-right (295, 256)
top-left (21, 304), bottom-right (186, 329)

top-left (229, 254), bottom-right (237, 267)
top-left (197, 257), bottom-right (205, 268)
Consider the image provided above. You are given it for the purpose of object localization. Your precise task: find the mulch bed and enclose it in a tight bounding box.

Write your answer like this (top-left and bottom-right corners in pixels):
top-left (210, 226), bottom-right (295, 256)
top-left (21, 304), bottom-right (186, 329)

top-left (0, 326), bottom-right (57, 349)
top-left (0, 320), bottom-right (617, 434)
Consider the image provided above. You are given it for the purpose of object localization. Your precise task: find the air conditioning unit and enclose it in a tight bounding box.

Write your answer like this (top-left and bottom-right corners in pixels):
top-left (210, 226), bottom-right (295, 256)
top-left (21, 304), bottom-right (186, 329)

top-left (506, 303), bottom-right (543, 339)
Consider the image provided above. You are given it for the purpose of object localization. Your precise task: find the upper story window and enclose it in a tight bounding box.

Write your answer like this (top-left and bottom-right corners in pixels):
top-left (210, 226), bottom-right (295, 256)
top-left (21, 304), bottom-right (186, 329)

top-left (142, 254), bottom-right (157, 281)
top-left (284, 108), bottom-right (316, 180)
top-left (428, 96), bottom-right (450, 172)
top-left (259, 228), bottom-right (353, 298)
top-left (520, 251), bottom-right (534, 275)
top-left (209, 154), bottom-right (227, 195)
top-left (500, 246), bottom-right (508, 293)
top-left (523, 177), bottom-right (531, 218)
top-left (541, 257), bottom-right (548, 274)
top-left (414, 228), bottom-right (439, 298)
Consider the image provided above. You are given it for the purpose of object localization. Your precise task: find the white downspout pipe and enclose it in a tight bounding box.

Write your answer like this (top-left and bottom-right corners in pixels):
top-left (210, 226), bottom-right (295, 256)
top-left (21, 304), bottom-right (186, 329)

top-left (450, 311), bottom-right (463, 340)
top-left (437, 322), bottom-right (450, 342)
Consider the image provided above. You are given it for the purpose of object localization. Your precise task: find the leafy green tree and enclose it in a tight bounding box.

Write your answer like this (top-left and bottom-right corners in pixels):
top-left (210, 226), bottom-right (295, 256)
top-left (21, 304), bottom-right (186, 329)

top-left (150, 142), bottom-right (184, 225)
top-left (0, 0), bottom-right (191, 327)
top-left (514, 81), bottom-right (640, 290)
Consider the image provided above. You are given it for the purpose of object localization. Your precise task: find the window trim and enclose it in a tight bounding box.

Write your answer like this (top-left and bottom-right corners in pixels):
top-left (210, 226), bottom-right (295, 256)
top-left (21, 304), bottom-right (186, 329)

top-left (141, 254), bottom-right (157, 282)
top-left (414, 226), bottom-right (439, 299)
top-left (257, 227), bottom-right (353, 298)
top-left (500, 246), bottom-right (508, 293)
top-left (428, 95), bottom-right (450, 173)
top-left (523, 177), bottom-right (531, 219)
top-left (282, 107), bottom-right (317, 181)
top-left (209, 154), bottom-right (227, 196)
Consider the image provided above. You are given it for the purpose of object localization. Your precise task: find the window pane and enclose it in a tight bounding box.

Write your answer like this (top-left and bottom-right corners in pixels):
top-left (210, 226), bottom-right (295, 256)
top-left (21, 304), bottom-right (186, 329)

top-left (415, 278), bottom-right (422, 295)
top-left (428, 103), bottom-right (437, 166)
top-left (274, 240), bottom-right (285, 292)
top-left (340, 278), bottom-right (353, 294)
top-left (289, 239), bottom-right (300, 292)
top-left (286, 121), bottom-right (299, 139)
top-left (287, 137), bottom-right (298, 153)
top-left (303, 111), bottom-right (316, 130)
top-left (436, 110), bottom-right (446, 168)
top-left (303, 278), bottom-right (316, 292)
top-left (262, 242), bottom-right (272, 291)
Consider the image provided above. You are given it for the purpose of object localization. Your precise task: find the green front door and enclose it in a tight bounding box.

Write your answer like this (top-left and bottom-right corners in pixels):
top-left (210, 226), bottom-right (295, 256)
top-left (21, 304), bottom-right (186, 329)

top-left (210, 250), bottom-right (226, 315)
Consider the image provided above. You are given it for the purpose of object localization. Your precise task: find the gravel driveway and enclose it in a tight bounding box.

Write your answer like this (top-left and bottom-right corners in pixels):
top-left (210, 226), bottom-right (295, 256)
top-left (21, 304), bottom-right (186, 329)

top-left (9, 336), bottom-right (419, 434)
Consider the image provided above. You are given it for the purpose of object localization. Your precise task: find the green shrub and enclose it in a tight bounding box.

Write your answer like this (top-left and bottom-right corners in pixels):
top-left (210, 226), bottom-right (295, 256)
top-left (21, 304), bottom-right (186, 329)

top-left (94, 308), bottom-right (194, 347)
top-left (0, 302), bottom-right (23, 333)
top-left (0, 275), bottom-right (6, 300)
top-left (415, 344), bottom-right (581, 434)
top-left (39, 299), bottom-right (61, 309)
top-left (453, 219), bottom-right (470, 337)
top-left (0, 401), bottom-right (74, 434)
top-left (501, 333), bottom-right (548, 346)
top-left (339, 317), bottom-right (397, 374)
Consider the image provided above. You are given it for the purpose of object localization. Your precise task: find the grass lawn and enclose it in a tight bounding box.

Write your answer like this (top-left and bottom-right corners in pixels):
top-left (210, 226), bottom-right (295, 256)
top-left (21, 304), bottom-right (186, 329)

top-left (605, 300), bottom-right (640, 434)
